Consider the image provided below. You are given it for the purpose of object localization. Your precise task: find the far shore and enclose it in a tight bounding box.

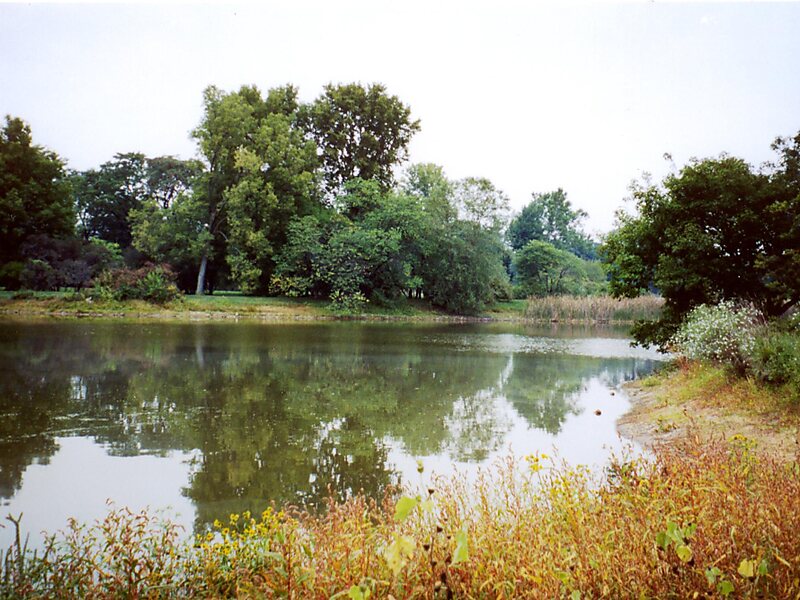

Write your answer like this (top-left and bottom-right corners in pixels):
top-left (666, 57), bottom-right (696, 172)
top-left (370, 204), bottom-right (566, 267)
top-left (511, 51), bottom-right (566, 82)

top-left (0, 293), bottom-right (646, 325)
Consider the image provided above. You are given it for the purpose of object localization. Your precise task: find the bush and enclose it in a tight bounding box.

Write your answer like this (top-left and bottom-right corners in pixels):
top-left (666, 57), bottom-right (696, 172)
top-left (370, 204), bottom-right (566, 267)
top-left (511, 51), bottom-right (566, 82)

top-left (670, 301), bottom-right (762, 372)
top-left (91, 264), bottom-right (181, 304)
top-left (750, 331), bottom-right (800, 390)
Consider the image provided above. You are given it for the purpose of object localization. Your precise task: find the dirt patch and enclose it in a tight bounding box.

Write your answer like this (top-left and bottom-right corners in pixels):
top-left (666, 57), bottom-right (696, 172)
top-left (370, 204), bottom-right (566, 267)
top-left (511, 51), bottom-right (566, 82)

top-left (619, 378), bottom-right (800, 460)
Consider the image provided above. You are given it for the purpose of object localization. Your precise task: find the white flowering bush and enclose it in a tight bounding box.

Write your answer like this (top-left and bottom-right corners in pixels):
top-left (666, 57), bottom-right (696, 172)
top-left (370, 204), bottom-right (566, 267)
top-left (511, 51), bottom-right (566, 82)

top-left (670, 301), bottom-right (762, 371)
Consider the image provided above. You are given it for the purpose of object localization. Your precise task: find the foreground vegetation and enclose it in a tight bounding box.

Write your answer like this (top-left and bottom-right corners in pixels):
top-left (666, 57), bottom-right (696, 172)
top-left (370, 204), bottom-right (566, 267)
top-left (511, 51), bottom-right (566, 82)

top-left (2, 434), bottom-right (798, 598)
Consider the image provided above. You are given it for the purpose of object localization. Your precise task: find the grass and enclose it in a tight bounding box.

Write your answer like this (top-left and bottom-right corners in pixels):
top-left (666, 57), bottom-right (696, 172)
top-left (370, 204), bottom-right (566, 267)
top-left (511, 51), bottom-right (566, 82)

top-left (1, 290), bottom-right (665, 324)
top-left (2, 436), bottom-right (798, 598)
top-left (523, 294), bottom-right (664, 323)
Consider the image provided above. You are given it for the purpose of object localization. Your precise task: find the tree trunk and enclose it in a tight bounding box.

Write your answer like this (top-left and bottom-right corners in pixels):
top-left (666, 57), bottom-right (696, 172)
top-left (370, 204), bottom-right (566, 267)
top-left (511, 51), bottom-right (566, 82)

top-left (195, 253), bottom-right (208, 296)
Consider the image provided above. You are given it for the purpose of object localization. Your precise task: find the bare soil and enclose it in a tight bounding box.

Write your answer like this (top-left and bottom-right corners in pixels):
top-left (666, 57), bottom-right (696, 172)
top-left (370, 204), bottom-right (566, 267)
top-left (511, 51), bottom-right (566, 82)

top-left (619, 378), bottom-right (800, 460)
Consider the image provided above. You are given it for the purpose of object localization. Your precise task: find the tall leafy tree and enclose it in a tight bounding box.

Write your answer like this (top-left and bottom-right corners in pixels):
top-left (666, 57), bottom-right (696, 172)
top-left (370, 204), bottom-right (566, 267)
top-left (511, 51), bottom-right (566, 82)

top-left (189, 85), bottom-right (263, 294)
top-left (453, 177), bottom-right (510, 232)
top-left (72, 152), bottom-right (147, 248)
top-left (0, 116), bottom-right (74, 266)
top-left (401, 163), bottom-right (457, 223)
top-left (223, 86), bottom-right (320, 293)
top-left (602, 151), bottom-right (800, 348)
top-left (507, 188), bottom-right (595, 258)
top-left (302, 83), bottom-right (420, 196)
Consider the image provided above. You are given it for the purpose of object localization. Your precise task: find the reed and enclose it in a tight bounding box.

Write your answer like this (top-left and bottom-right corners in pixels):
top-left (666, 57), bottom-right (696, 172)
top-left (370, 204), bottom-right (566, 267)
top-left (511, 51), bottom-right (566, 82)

top-left (524, 294), bottom-right (664, 323)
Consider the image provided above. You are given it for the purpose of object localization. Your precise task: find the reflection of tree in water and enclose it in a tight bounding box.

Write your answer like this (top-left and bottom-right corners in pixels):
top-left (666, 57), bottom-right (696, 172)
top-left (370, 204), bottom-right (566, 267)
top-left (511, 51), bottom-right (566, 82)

top-left (501, 354), bottom-right (660, 435)
top-left (0, 321), bottom-right (659, 529)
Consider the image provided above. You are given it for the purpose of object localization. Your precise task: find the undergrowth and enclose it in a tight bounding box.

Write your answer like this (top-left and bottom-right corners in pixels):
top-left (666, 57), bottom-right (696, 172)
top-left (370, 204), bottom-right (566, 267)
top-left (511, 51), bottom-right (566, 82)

top-left (2, 436), bottom-right (799, 598)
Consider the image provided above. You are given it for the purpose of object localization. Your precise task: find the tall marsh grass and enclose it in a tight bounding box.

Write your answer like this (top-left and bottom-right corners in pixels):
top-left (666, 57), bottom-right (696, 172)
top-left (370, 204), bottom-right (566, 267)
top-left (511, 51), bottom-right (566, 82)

top-left (2, 436), bottom-right (798, 598)
top-left (524, 294), bottom-right (664, 323)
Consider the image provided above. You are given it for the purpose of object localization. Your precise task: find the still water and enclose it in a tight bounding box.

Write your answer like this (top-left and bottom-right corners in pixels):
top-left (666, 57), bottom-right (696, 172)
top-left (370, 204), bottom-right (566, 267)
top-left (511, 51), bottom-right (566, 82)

top-left (0, 320), bottom-right (664, 546)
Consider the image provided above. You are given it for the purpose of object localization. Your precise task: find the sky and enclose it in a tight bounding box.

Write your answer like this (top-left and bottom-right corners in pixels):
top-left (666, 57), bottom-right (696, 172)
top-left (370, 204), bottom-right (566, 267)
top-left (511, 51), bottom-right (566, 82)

top-left (2, 1), bottom-right (799, 235)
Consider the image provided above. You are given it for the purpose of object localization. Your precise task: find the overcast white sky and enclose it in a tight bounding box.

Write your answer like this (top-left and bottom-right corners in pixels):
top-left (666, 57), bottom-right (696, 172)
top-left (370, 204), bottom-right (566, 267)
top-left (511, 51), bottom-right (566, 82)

top-left (2, 1), bottom-right (799, 234)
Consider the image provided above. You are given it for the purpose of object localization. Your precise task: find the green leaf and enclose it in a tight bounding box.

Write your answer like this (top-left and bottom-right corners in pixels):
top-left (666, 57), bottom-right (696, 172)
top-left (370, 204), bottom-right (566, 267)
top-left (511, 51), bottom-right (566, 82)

top-left (738, 558), bottom-right (756, 578)
top-left (384, 534), bottom-right (415, 576)
top-left (757, 558), bottom-right (769, 576)
top-left (675, 544), bottom-right (693, 563)
top-left (570, 591), bottom-right (581, 600)
top-left (655, 532), bottom-right (669, 550)
top-left (718, 580), bottom-right (735, 596)
top-left (347, 585), bottom-right (368, 600)
top-left (705, 567), bottom-right (721, 585)
top-left (451, 529), bottom-right (469, 565)
top-left (394, 496), bottom-right (419, 522)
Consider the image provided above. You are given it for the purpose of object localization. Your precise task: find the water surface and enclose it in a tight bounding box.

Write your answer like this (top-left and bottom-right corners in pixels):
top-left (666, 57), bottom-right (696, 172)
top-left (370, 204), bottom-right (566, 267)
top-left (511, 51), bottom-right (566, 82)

top-left (0, 321), bottom-right (663, 546)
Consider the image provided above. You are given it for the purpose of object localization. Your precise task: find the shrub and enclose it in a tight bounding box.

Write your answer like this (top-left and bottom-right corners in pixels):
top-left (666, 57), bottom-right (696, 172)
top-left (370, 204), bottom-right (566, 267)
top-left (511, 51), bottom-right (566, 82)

top-left (750, 331), bottom-right (800, 391)
top-left (670, 301), bottom-right (762, 372)
top-left (91, 264), bottom-right (181, 304)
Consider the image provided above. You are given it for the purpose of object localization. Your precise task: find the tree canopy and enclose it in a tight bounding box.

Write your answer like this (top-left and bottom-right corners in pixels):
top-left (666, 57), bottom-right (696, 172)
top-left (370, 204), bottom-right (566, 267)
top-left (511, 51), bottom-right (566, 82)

top-left (602, 140), bottom-right (800, 348)
top-left (507, 189), bottom-right (595, 258)
top-left (0, 116), bottom-right (74, 266)
top-left (301, 83), bottom-right (420, 196)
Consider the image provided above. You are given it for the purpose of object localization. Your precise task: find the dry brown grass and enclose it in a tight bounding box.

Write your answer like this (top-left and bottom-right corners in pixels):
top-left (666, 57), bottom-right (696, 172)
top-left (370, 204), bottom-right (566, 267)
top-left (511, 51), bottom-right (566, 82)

top-left (524, 295), bottom-right (664, 323)
top-left (4, 434), bottom-right (799, 598)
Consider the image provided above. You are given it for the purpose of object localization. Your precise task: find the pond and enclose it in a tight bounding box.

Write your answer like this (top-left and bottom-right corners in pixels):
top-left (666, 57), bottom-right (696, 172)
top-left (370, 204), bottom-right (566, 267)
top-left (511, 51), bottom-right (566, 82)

top-left (0, 320), bottom-right (664, 547)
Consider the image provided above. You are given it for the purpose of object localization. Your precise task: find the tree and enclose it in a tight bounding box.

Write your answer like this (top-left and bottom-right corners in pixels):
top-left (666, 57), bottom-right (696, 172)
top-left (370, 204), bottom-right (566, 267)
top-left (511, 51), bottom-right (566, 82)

top-left (189, 85), bottom-right (263, 294)
top-left (602, 150), bottom-right (800, 348)
top-left (224, 86), bottom-right (320, 293)
top-left (0, 116), bottom-right (74, 266)
top-left (401, 163), bottom-right (457, 223)
top-left (507, 189), bottom-right (595, 258)
top-left (453, 177), bottom-right (510, 232)
top-left (72, 152), bottom-right (147, 248)
top-left (513, 240), bottom-right (585, 296)
top-left (419, 220), bottom-right (510, 314)
top-left (302, 83), bottom-right (420, 196)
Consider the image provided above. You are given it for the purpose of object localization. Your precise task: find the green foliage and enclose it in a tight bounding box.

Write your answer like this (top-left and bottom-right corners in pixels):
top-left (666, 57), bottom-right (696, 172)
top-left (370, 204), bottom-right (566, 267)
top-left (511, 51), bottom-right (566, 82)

top-left (302, 82), bottom-right (420, 195)
top-left (0, 116), bottom-right (74, 266)
top-left (749, 330), bottom-right (800, 393)
top-left (453, 176), bottom-right (510, 232)
top-left (602, 144), bottom-right (800, 347)
top-left (507, 188), bottom-right (595, 258)
top-left (400, 163), bottom-right (456, 223)
top-left (513, 240), bottom-right (602, 297)
top-left (91, 264), bottom-right (181, 304)
top-left (71, 152), bottom-right (148, 248)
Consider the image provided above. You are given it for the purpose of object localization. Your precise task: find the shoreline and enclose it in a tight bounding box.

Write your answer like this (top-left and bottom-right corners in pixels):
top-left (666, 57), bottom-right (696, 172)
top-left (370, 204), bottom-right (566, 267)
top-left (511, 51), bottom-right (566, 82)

top-left (618, 369), bottom-right (799, 460)
top-left (0, 299), bottom-right (640, 325)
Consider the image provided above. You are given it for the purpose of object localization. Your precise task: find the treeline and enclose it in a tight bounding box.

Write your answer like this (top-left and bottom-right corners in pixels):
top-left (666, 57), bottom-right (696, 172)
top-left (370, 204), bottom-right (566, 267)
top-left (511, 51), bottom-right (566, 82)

top-left (0, 82), bottom-right (604, 313)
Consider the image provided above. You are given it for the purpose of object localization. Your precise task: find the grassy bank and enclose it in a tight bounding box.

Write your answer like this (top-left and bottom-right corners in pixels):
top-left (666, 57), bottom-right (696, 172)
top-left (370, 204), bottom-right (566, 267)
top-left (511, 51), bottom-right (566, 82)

top-left (0, 292), bottom-right (661, 323)
top-left (3, 434), bottom-right (798, 598)
top-left (621, 361), bottom-right (800, 459)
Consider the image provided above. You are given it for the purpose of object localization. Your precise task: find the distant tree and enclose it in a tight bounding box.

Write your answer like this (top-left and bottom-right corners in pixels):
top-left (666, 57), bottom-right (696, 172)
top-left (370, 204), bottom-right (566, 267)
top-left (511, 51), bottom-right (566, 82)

top-left (507, 189), bottom-right (595, 258)
top-left (302, 83), bottom-right (420, 196)
top-left (602, 150), bottom-right (800, 348)
top-left (189, 85), bottom-right (264, 294)
top-left (145, 156), bottom-right (203, 209)
top-left (453, 177), bottom-right (510, 232)
top-left (420, 221), bottom-right (511, 314)
top-left (0, 116), bottom-right (74, 267)
top-left (513, 240), bottom-right (585, 297)
top-left (72, 152), bottom-right (147, 248)
top-left (130, 192), bottom-right (211, 291)
top-left (401, 163), bottom-right (457, 223)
